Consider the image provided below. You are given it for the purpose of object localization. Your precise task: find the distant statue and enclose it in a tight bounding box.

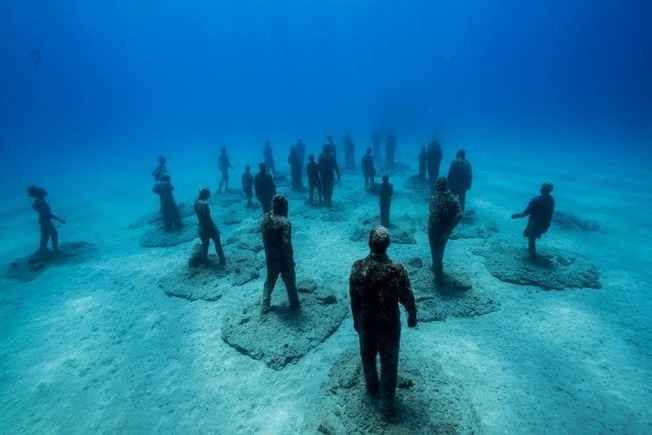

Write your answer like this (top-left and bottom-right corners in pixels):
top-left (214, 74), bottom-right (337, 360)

top-left (427, 177), bottom-right (462, 284)
top-left (318, 143), bottom-right (341, 208)
top-left (349, 226), bottom-right (417, 421)
top-left (261, 195), bottom-right (300, 314)
top-left (241, 165), bottom-right (254, 207)
top-left (27, 186), bottom-right (65, 254)
top-left (295, 138), bottom-right (306, 167)
top-left (426, 138), bottom-right (443, 194)
top-left (343, 133), bottom-right (356, 169)
top-left (378, 175), bottom-right (394, 228)
top-left (254, 162), bottom-right (277, 214)
top-left (371, 131), bottom-right (382, 164)
top-left (361, 147), bottom-right (376, 188)
top-left (418, 147), bottom-right (427, 181)
top-left (152, 155), bottom-right (168, 182)
top-left (511, 182), bottom-right (555, 257)
top-left (263, 140), bottom-right (277, 178)
top-left (152, 173), bottom-right (183, 231)
top-left (194, 187), bottom-right (225, 264)
top-left (29, 49), bottom-right (41, 67)
top-left (447, 149), bottom-right (473, 213)
top-left (217, 147), bottom-right (234, 193)
top-left (287, 146), bottom-right (304, 191)
top-left (306, 154), bottom-right (322, 205)
top-left (326, 135), bottom-right (337, 159)
top-left (385, 131), bottom-right (397, 170)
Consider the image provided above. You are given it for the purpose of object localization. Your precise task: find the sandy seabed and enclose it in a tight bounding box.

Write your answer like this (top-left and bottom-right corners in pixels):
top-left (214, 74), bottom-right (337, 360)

top-left (1, 144), bottom-right (651, 434)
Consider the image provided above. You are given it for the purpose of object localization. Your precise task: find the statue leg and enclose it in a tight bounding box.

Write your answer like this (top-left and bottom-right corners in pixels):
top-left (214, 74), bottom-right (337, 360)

top-left (528, 236), bottom-right (537, 257)
top-left (261, 266), bottom-right (280, 313)
top-left (359, 332), bottom-right (380, 395)
top-left (379, 331), bottom-right (400, 420)
top-left (281, 264), bottom-right (300, 308)
top-left (213, 232), bottom-right (225, 262)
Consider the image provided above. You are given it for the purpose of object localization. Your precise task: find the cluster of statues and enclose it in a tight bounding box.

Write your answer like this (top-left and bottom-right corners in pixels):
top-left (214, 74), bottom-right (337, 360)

top-left (24, 133), bottom-right (556, 423)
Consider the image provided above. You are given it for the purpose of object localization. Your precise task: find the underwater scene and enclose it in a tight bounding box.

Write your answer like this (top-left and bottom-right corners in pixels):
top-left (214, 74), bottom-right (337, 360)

top-left (1, 1), bottom-right (651, 434)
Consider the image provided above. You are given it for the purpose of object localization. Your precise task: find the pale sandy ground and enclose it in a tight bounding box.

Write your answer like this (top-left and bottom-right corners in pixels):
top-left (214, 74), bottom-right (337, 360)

top-left (1, 141), bottom-right (651, 434)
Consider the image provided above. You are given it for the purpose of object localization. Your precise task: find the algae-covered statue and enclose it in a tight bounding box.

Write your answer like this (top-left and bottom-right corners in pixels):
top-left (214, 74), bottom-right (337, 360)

top-left (349, 226), bottom-right (418, 421)
top-left (152, 173), bottom-right (183, 231)
top-left (511, 182), bottom-right (555, 257)
top-left (361, 147), bottom-right (376, 188)
top-left (254, 162), bottom-right (277, 214)
top-left (194, 187), bottom-right (225, 264)
top-left (306, 154), bottom-right (322, 204)
top-left (427, 177), bottom-right (462, 284)
top-left (27, 185), bottom-right (65, 254)
top-left (378, 174), bottom-right (394, 228)
top-left (447, 148), bottom-right (473, 213)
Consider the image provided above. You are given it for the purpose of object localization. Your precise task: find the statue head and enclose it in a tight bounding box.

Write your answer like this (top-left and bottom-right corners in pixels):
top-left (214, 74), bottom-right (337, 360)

top-left (369, 226), bottom-right (391, 254)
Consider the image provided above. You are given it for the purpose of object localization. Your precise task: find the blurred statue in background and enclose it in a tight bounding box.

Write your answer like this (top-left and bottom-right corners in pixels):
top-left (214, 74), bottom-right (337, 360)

top-left (152, 155), bottom-right (168, 182)
top-left (287, 146), bottom-right (304, 191)
top-left (261, 195), bottom-right (300, 314)
top-left (194, 187), bottom-right (225, 264)
top-left (361, 147), bottom-right (376, 188)
top-left (511, 182), bottom-right (555, 258)
top-left (217, 147), bottom-right (234, 193)
top-left (242, 165), bottom-right (254, 207)
top-left (426, 138), bottom-right (443, 194)
top-left (254, 162), bottom-right (277, 214)
top-left (344, 132), bottom-right (356, 169)
top-left (306, 154), bottom-right (322, 205)
top-left (379, 175), bottom-right (394, 228)
top-left (349, 226), bottom-right (417, 421)
top-left (371, 130), bottom-right (382, 165)
top-left (427, 177), bottom-right (462, 284)
top-left (418, 147), bottom-right (427, 181)
top-left (27, 185), bottom-right (65, 254)
top-left (263, 140), bottom-right (277, 178)
top-left (152, 173), bottom-right (184, 231)
top-left (318, 143), bottom-right (341, 208)
top-left (385, 131), bottom-right (397, 170)
top-left (295, 138), bottom-right (306, 167)
top-left (447, 149), bottom-right (473, 213)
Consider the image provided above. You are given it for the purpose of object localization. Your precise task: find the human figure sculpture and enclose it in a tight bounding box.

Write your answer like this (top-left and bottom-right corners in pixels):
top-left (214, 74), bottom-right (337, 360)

top-left (447, 149), bottom-right (473, 213)
top-left (261, 194), bottom-right (300, 314)
top-left (152, 155), bottom-right (168, 181)
top-left (254, 162), bottom-right (277, 214)
top-left (427, 177), bottom-right (462, 284)
top-left (511, 182), bottom-right (555, 258)
top-left (217, 147), bottom-right (234, 193)
top-left (288, 146), bottom-right (304, 191)
top-left (152, 173), bottom-right (183, 231)
top-left (263, 140), bottom-right (277, 178)
top-left (194, 187), bottom-right (225, 264)
top-left (344, 133), bottom-right (356, 169)
top-left (361, 147), bottom-right (376, 188)
top-left (242, 165), bottom-right (254, 207)
top-left (318, 144), bottom-right (341, 207)
top-left (349, 226), bottom-right (417, 421)
top-left (378, 175), bottom-right (394, 228)
top-left (27, 186), bottom-right (65, 253)
top-left (371, 131), bottom-right (382, 164)
top-left (385, 131), bottom-right (397, 170)
top-left (306, 154), bottom-right (322, 204)
top-left (418, 147), bottom-right (427, 181)
top-left (426, 138), bottom-right (443, 194)
top-left (295, 138), bottom-right (306, 167)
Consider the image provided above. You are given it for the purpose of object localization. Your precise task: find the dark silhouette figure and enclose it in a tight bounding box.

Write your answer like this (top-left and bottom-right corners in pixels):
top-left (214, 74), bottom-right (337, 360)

top-left (426, 139), bottom-right (443, 194)
top-left (295, 138), bottom-right (306, 167)
top-left (27, 186), bottom-right (65, 253)
top-left (153, 174), bottom-right (183, 231)
top-left (344, 133), bottom-right (356, 169)
top-left (152, 155), bottom-right (168, 181)
top-left (288, 146), bottom-right (304, 191)
top-left (326, 135), bottom-right (337, 159)
top-left (361, 147), bottom-right (376, 188)
top-left (306, 154), bottom-right (322, 204)
top-left (447, 149), bottom-right (473, 213)
top-left (217, 147), bottom-right (234, 193)
top-left (318, 144), bottom-right (341, 207)
top-left (194, 187), bottom-right (225, 264)
top-left (385, 131), bottom-right (397, 170)
top-left (371, 131), bottom-right (382, 164)
top-left (379, 175), bottom-right (394, 228)
top-left (263, 140), bottom-right (277, 178)
top-left (349, 226), bottom-right (418, 421)
top-left (261, 195), bottom-right (300, 314)
top-left (428, 177), bottom-right (462, 284)
top-left (242, 165), bottom-right (254, 207)
top-left (511, 182), bottom-right (555, 258)
top-left (418, 147), bottom-right (427, 181)
top-left (254, 162), bottom-right (277, 214)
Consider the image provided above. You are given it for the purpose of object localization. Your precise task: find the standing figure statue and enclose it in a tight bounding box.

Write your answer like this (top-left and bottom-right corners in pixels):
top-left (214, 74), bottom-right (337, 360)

top-left (349, 226), bottom-right (417, 421)
top-left (343, 132), bottom-right (356, 169)
top-left (447, 149), bottom-right (473, 213)
top-left (261, 194), bottom-right (301, 314)
top-left (263, 140), bottom-right (277, 178)
top-left (326, 135), bottom-right (337, 160)
top-left (152, 173), bottom-right (184, 231)
top-left (361, 147), bottom-right (376, 188)
top-left (371, 130), bottom-right (382, 165)
top-left (254, 162), bottom-right (277, 214)
top-left (385, 131), bottom-right (397, 170)
top-left (379, 175), bottom-right (394, 228)
top-left (426, 138), bottom-right (443, 194)
top-left (427, 177), bottom-right (462, 284)
top-left (295, 138), bottom-right (306, 168)
top-left (242, 165), bottom-right (254, 208)
top-left (418, 147), bottom-right (427, 181)
top-left (217, 147), bottom-right (234, 193)
top-left (287, 146), bottom-right (304, 191)
top-left (511, 182), bottom-right (555, 258)
top-left (194, 187), bottom-right (225, 264)
top-left (27, 186), bottom-right (65, 254)
top-left (306, 154), bottom-right (322, 205)
top-left (318, 143), bottom-right (341, 208)
top-left (152, 155), bottom-right (168, 181)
